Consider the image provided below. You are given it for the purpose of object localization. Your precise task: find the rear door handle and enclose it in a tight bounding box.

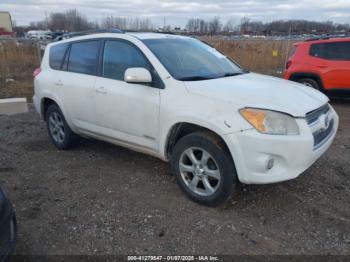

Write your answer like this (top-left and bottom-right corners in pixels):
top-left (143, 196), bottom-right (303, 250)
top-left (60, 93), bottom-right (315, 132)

top-left (96, 86), bottom-right (107, 94)
top-left (55, 80), bottom-right (63, 86)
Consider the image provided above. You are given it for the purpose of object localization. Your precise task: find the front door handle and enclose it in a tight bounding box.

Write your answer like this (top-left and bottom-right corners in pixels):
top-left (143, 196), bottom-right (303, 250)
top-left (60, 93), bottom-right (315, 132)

top-left (96, 86), bottom-right (107, 94)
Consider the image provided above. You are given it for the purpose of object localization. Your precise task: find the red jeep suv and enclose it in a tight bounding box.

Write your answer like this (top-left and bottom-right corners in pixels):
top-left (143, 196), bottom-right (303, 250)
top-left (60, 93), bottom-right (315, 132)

top-left (284, 38), bottom-right (350, 96)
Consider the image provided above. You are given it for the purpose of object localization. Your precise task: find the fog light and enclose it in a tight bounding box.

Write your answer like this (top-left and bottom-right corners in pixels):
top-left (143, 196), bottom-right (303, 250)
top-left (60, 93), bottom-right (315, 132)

top-left (267, 158), bottom-right (274, 170)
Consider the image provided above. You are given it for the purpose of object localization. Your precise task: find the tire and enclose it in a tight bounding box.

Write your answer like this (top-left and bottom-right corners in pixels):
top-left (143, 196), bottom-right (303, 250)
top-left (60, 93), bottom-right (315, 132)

top-left (297, 78), bottom-right (320, 90)
top-left (171, 131), bottom-right (238, 206)
top-left (45, 104), bottom-right (79, 149)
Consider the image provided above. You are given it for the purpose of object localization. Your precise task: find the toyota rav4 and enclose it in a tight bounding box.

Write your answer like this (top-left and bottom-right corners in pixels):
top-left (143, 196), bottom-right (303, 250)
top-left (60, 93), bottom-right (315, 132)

top-left (33, 32), bottom-right (339, 206)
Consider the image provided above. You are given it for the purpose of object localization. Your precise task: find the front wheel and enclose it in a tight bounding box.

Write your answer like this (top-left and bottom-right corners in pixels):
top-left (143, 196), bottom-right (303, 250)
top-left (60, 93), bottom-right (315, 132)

top-left (171, 132), bottom-right (238, 206)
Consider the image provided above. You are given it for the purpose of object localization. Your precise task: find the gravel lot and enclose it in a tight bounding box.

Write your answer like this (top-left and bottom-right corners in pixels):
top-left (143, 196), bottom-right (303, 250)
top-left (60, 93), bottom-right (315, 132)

top-left (0, 101), bottom-right (349, 256)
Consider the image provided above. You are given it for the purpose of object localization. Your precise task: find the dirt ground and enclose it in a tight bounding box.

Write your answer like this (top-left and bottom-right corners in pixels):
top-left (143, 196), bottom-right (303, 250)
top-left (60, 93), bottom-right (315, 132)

top-left (0, 101), bottom-right (349, 256)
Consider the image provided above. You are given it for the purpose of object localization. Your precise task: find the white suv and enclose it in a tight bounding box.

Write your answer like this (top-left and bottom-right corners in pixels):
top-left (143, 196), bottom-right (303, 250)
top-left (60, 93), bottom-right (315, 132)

top-left (33, 32), bottom-right (339, 206)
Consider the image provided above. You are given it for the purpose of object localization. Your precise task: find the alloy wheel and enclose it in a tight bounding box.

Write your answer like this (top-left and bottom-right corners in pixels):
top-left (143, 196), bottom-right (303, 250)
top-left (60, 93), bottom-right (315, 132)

top-left (179, 147), bottom-right (221, 196)
top-left (48, 111), bottom-right (65, 144)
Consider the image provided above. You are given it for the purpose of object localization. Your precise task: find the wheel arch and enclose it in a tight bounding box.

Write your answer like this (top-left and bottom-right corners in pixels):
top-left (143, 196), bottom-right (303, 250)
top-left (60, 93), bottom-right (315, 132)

top-left (289, 72), bottom-right (325, 90)
top-left (39, 95), bottom-right (75, 131)
top-left (163, 122), bottom-right (232, 161)
top-left (41, 97), bottom-right (57, 119)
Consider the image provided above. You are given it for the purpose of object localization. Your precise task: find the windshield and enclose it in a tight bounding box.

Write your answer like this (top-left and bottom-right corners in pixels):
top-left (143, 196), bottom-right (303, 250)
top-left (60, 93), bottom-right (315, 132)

top-left (142, 37), bottom-right (244, 81)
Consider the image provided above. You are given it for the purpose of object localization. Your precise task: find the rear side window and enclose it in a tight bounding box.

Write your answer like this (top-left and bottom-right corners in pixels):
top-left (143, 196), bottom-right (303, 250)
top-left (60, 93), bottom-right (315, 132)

top-left (102, 40), bottom-right (151, 81)
top-left (49, 43), bottom-right (68, 70)
top-left (309, 42), bottom-right (350, 60)
top-left (68, 40), bottom-right (100, 75)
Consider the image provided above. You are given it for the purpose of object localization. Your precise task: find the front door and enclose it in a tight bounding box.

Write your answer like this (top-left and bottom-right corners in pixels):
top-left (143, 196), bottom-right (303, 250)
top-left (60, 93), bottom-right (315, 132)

top-left (94, 39), bottom-right (160, 150)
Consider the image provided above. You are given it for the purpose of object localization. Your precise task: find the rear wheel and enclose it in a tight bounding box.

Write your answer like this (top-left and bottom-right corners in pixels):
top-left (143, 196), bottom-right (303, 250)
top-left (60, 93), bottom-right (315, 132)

top-left (171, 132), bottom-right (238, 206)
top-left (297, 78), bottom-right (320, 90)
top-left (46, 104), bottom-right (79, 149)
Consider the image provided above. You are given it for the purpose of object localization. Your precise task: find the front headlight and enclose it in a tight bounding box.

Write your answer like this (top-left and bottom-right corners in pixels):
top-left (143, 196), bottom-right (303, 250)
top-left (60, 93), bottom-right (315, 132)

top-left (239, 108), bottom-right (299, 135)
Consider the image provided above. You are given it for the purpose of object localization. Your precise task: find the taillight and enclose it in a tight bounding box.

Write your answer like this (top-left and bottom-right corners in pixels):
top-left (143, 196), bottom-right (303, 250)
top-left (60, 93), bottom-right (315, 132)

top-left (33, 68), bottom-right (42, 77)
top-left (286, 60), bottom-right (292, 70)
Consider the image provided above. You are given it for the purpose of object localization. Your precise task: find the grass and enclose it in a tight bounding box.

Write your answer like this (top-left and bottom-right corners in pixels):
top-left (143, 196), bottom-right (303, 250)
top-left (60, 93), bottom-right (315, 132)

top-left (0, 40), bottom-right (40, 100)
top-left (202, 37), bottom-right (294, 76)
top-left (0, 37), bottom-right (294, 100)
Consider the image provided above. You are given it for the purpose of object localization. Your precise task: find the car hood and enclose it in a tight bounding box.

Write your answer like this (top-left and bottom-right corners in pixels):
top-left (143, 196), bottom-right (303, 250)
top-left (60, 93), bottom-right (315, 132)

top-left (184, 73), bottom-right (329, 117)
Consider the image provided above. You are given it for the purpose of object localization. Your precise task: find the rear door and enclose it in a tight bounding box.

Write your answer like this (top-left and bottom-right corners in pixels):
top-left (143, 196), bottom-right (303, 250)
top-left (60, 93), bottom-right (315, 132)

top-left (309, 41), bottom-right (350, 89)
top-left (93, 39), bottom-right (160, 150)
top-left (57, 40), bottom-right (102, 131)
top-left (45, 43), bottom-right (69, 98)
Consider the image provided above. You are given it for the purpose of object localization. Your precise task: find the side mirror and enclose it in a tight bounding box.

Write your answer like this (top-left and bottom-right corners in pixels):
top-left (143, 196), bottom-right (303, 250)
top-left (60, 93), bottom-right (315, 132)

top-left (124, 68), bottom-right (152, 84)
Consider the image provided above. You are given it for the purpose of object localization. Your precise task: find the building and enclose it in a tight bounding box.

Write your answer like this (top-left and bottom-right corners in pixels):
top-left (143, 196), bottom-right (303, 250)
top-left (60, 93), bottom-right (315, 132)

top-left (0, 11), bottom-right (14, 36)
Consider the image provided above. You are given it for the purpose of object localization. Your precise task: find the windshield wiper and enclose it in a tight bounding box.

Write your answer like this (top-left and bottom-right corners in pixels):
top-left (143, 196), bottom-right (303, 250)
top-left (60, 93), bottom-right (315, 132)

top-left (219, 72), bottom-right (245, 78)
top-left (178, 76), bottom-right (216, 81)
top-left (179, 72), bottom-right (247, 81)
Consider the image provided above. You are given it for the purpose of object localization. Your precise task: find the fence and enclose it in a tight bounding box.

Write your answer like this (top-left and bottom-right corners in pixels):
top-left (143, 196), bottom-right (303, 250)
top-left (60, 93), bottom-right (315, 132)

top-left (202, 37), bottom-right (293, 76)
top-left (0, 36), bottom-right (293, 100)
top-left (0, 38), bottom-right (43, 100)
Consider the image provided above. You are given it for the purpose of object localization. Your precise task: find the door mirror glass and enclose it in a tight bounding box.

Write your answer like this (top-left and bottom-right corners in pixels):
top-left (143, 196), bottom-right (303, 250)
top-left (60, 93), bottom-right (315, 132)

top-left (124, 68), bottom-right (152, 84)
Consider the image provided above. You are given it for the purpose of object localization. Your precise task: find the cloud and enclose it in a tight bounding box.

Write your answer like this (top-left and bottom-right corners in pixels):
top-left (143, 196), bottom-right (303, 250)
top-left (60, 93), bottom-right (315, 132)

top-left (1, 0), bottom-right (350, 26)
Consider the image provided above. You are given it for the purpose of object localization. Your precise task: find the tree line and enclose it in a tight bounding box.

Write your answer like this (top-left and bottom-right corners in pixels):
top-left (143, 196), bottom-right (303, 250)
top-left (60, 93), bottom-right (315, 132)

top-left (14, 9), bottom-right (154, 33)
top-left (13, 9), bottom-right (350, 36)
top-left (186, 17), bottom-right (350, 35)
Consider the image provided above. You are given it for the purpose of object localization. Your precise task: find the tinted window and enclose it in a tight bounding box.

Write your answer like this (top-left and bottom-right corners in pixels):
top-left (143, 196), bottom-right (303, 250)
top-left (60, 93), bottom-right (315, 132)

top-left (61, 46), bottom-right (69, 71)
top-left (49, 43), bottom-right (68, 70)
top-left (143, 38), bottom-right (242, 81)
top-left (68, 41), bottom-right (100, 75)
top-left (310, 42), bottom-right (350, 60)
top-left (102, 40), bottom-right (151, 81)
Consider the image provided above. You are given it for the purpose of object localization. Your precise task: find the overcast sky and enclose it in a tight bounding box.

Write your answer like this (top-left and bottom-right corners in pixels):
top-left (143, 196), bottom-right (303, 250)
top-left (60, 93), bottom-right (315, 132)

top-left (1, 0), bottom-right (350, 27)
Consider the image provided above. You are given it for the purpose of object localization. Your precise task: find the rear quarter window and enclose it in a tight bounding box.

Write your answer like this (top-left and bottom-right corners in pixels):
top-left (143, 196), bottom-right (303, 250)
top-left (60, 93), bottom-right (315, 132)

top-left (49, 43), bottom-right (68, 70)
top-left (309, 41), bottom-right (350, 60)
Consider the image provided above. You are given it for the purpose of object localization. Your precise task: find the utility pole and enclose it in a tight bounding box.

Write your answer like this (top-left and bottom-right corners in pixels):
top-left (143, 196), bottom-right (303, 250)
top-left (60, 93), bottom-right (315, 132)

top-left (45, 10), bottom-right (49, 29)
top-left (284, 24), bottom-right (292, 68)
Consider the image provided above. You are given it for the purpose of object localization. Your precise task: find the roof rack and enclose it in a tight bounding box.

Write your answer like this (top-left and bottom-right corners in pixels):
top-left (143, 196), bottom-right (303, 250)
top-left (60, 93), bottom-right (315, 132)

top-left (304, 35), bottom-right (350, 42)
top-left (88, 29), bottom-right (124, 34)
top-left (154, 30), bottom-right (178, 35)
top-left (305, 36), bottom-right (330, 42)
top-left (61, 28), bottom-right (124, 39)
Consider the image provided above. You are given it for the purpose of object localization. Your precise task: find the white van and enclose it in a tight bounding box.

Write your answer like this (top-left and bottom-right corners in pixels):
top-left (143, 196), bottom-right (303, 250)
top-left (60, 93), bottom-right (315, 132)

top-left (26, 30), bottom-right (52, 40)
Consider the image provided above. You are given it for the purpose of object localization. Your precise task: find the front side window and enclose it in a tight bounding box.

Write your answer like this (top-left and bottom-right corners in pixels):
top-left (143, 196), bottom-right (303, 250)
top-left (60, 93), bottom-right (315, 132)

top-left (102, 40), bottom-right (151, 81)
top-left (310, 42), bottom-right (350, 60)
top-left (143, 38), bottom-right (243, 81)
top-left (68, 40), bottom-right (100, 75)
top-left (49, 43), bottom-right (68, 70)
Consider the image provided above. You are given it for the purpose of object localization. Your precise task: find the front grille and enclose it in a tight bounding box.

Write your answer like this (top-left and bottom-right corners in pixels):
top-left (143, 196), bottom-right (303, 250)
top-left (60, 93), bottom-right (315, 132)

top-left (313, 119), bottom-right (334, 149)
top-left (306, 104), bottom-right (330, 125)
top-left (306, 104), bottom-right (334, 150)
